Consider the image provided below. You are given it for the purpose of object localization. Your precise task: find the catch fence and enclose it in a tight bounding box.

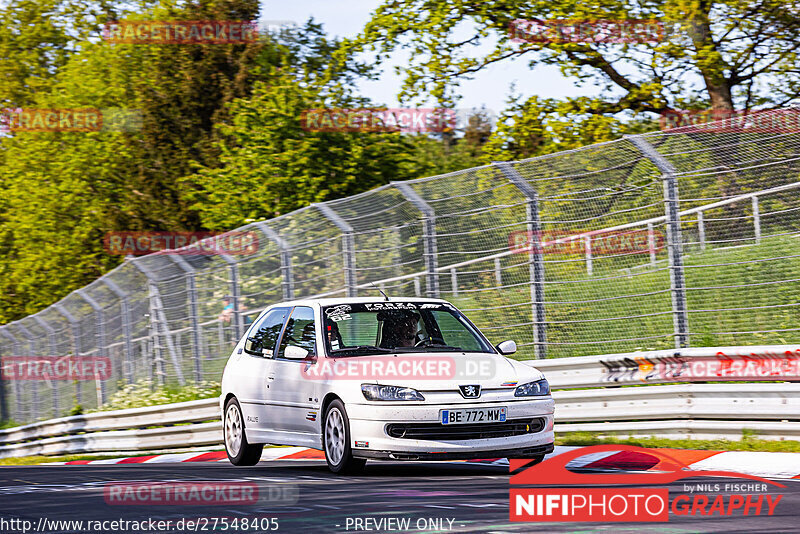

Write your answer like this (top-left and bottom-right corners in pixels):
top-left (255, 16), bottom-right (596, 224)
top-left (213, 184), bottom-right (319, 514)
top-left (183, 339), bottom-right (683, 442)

top-left (2, 109), bottom-right (800, 424)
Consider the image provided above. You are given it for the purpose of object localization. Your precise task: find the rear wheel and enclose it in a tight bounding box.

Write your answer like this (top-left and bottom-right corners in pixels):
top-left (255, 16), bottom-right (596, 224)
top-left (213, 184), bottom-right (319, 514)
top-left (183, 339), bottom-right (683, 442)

top-left (224, 397), bottom-right (263, 466)
top-left (323, 399), bottom-right (366, 474)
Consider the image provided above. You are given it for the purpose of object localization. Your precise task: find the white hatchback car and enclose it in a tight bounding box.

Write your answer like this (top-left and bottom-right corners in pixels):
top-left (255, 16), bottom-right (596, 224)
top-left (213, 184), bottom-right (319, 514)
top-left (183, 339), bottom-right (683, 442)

top-left (220, 297), bottom-right (554, 473)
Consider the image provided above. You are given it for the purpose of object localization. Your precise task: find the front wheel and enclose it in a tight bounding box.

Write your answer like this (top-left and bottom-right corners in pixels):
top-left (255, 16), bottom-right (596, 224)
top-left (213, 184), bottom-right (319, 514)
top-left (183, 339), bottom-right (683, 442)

top-left (323, 399), bottom-right (366, 474)
top-left (224, 397), bottom-right (263, 466)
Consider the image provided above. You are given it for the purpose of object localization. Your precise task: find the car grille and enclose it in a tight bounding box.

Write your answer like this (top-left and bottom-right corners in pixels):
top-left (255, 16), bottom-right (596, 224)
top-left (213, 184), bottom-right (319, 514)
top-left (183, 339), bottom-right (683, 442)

top-left (385, 417), bottom-right (545, 440)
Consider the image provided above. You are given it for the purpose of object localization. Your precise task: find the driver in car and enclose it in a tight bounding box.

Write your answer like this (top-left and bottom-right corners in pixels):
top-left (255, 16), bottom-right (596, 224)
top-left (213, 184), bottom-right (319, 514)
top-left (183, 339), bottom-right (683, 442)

top-left (380, 310), bottom-right (421, 348)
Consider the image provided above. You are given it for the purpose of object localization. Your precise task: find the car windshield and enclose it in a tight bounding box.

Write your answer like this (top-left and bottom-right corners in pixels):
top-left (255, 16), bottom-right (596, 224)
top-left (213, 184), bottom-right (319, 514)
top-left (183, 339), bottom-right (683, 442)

top-left (321, 302), bottom-right (495, 356)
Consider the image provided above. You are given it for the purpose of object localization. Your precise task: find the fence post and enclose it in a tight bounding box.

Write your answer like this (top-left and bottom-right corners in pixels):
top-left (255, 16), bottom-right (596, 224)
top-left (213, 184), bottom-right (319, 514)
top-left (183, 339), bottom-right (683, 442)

top-left (168, 256), bottom-right (203, 382)
top-left (53, 302), bottom-right (83, 406)
top-left (32, 315), bottom-right (59, 417)
top-left (393, 182), bottom-right (440, 298)
top-left (628, 135), bottom-right (690, 348)
top-left (219, 254), bottom-right (243, 341)
top-left (314, 203), bottom-right (357, 297)
top-left (647, 222), bottom-right (658, 266)
top-left (253, 222), bottom-right (294, 300)
top-left (450, 268), bottom-right (458, 297)
top-left (495, 162), bottom-right (547, 359)
top-left (130, 261), bottom-right (185, 386)
top-left (0, 329), bottom-right (20, 423)
top-left (583, 236), bottom-right (593, 276)
top-left (77, 290), bottom-right (107, 405)
top-left (696, 212), bottom-right (706, 251)
top-left (752, 196), bottom-right (761, 244)
top-left (101, 279), bottom-right (134, 384)
top-left (13, 323), bottom-right (40, 419)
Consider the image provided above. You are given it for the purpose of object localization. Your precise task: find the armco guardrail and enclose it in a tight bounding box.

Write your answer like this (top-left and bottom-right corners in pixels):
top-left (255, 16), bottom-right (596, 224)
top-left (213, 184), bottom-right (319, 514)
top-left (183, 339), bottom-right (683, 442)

top-left (528, 345), bottom-right (800, 389)
top-left (1, 346), bottom-right (798, 458)
top-left (0, 398), bottom-right (219, 458)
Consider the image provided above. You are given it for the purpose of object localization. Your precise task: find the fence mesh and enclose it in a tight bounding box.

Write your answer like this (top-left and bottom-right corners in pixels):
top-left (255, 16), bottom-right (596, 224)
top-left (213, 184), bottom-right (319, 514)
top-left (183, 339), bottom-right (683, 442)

top-left (2, 108), bottom-right (800, 423)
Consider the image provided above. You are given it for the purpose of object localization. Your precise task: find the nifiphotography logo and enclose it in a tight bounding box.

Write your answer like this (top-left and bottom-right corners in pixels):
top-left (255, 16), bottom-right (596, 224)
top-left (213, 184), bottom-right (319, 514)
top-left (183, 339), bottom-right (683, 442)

top-left (510, 445), bottom-right (785, 522)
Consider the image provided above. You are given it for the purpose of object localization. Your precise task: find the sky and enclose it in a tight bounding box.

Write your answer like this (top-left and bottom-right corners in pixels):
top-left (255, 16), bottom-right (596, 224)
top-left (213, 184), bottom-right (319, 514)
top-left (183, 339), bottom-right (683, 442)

top-left (261, 0), bottom-right (595, 117)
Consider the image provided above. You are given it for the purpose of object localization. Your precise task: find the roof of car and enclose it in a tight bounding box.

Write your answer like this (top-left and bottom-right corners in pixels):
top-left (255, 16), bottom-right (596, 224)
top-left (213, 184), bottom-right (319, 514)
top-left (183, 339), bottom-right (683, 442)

top-left (274, 296), bottom-right (453, 307)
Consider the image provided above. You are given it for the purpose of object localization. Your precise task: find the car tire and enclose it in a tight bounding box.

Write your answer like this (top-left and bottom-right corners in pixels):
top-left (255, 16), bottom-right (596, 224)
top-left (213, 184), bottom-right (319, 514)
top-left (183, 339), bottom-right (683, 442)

top-left (323, 399), bottom-right (366, 474)
top-left (224, 397), bottom-right (263, 466)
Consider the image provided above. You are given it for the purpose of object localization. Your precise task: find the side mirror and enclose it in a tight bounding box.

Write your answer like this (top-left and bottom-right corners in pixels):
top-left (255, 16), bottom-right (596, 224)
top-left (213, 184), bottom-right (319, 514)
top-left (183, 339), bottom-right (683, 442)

top-left (243, 337), bottom-right (262, 356)
top-left (496, 340), bottom-right (517, 355)
top-left (284, 345), bottom-right (310, 360)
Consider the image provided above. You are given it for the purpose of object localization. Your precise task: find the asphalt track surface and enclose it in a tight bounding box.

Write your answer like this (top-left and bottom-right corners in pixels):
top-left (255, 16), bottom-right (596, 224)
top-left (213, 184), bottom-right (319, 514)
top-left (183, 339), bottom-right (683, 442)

top-left (0, 460), bottom-right (797, 534)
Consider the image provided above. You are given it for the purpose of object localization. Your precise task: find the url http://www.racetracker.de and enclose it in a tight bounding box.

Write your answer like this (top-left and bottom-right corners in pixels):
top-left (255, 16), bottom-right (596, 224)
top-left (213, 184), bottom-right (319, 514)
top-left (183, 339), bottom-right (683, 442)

top-left (0, 516), bottom-right (281, 533)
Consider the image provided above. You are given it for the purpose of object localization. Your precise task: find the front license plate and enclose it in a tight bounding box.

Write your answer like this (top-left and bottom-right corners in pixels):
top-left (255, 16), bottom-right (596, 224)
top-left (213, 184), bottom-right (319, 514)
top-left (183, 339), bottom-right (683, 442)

top-left (440, 407), bottom-right (507, 425)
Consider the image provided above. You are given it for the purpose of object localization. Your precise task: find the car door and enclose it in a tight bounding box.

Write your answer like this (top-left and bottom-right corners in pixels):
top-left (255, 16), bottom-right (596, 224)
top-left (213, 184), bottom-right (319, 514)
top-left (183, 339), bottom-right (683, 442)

top-left (265, 305), bottom-right (321, 440)
top-left (233, 306), bottom-right (289, 434)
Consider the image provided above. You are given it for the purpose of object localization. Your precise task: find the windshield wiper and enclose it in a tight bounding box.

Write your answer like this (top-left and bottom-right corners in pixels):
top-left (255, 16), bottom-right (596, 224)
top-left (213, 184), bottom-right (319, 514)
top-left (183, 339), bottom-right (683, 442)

top-left (393, 344), bottom-right (465, 352)
top-left (331, 345), bottom-right (393, 355)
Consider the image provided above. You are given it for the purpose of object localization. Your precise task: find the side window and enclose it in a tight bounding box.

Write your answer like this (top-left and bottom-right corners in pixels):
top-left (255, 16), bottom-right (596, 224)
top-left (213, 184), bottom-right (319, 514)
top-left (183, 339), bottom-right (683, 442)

top-left (245, 308), bottom-right (289, 358)
top-left (277, 306), bottom-right (317, 359)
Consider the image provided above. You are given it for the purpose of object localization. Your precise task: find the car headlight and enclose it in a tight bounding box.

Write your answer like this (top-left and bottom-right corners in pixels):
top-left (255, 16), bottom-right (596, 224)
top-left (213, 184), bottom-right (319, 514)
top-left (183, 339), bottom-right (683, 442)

top-left (361, 384), bottom-right (425, 401)
top-left (514, 378), bottom-right (550, 397)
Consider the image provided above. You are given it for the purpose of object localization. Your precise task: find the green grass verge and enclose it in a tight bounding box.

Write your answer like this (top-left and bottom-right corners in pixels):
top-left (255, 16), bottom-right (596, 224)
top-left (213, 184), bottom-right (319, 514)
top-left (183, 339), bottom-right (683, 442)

top-left (556, 431), bottom-right (800, 452)
top-left (0, 454), bottom-right (125, 466)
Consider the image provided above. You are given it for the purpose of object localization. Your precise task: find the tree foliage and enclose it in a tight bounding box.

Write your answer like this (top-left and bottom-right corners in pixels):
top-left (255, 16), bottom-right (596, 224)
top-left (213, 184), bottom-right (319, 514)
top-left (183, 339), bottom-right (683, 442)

top-left (341, 0), bottom-right (800, 114)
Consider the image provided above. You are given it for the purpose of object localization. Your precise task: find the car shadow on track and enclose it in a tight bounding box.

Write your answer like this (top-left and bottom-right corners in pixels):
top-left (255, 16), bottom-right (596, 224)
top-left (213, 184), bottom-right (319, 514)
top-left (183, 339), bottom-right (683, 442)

top-left (250, 460), bottom-right (508, 477)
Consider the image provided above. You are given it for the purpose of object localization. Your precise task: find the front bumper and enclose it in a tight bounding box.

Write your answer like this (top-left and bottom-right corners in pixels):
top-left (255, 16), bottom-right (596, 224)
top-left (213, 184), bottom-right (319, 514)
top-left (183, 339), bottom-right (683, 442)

top-left (353, 442), bottom-right (554, 461)
top-left (347, 397), bottom-right (554, 455)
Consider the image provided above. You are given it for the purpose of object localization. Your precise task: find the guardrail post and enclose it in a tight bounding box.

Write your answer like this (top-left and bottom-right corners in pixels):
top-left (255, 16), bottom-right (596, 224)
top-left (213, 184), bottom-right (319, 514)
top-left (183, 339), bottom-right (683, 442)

top-left (253, 222), bottom-right (294, 300)
top-left (32, 315), bottom-right (59, 417)
top-left (583, 236), bottom-right (593, 276)
top-left (130, 261), bottom-right (185, 386)
top-left (647, 222), bottom-right (658, 265)
top-left (752, 196), bottom-right (761, 244)
top-left (53, 303), bottom-right (83, 406)
top-left (628, 135), bottom-right (690, 348)
top-left (13, 323), bottom-right (40, 419)
top-left (314, 203), bottom-right (357, 297)
top-left (393, 182), bottom-right (440, 298)
top-left (495, 162), bottom-right (547, 359)
top-left (77, 290), bottom-right (107, 405)
top-left (101, 279), bottom-right (134, 384)
top-left (168, 256), bottom-right (203, 382)
top-left (0, 336), bottom-right (7, 425)
top-left (0, 329), bottom-right (24, 422)
top-left (218, 253), bottom-right (243, 341)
